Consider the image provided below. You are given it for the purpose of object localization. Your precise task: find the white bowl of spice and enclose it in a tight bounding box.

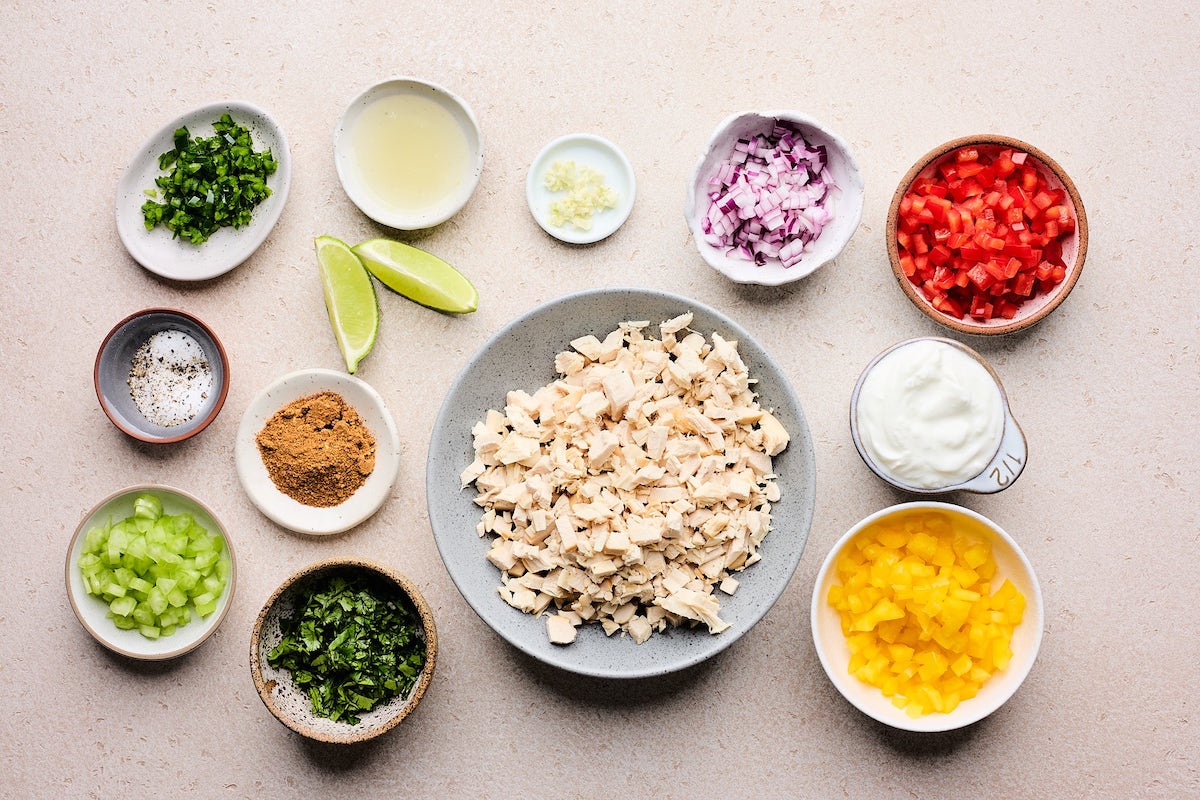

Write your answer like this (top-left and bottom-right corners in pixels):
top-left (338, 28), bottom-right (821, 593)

top-left (234, 368), bottom-right (401, 535)
top-left (94, 308), bottom-right (229, 444)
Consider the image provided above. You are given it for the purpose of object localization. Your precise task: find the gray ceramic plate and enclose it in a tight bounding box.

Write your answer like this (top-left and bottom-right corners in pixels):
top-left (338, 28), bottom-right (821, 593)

top-left (426, 287), bottom-right (816, 678)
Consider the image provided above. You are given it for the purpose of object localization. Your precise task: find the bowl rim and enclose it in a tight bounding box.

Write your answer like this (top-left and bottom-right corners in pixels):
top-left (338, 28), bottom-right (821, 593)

top-left (94, 307), bottom-right (231, 444)
top-left (847, 336), bottom-right (1027, 494)
top-left (885, 133), bottom-right (1089, 335)
top-left (248, 557), bottom-right (439, 744)
top-left (685, 109), bottom-right (864, 286)
top-left (810, 501), bottom-right (1044, 732)
top-left (333, 76), bottom-right (484, 231)
top-left (65, 483), bottom-right (238, 660)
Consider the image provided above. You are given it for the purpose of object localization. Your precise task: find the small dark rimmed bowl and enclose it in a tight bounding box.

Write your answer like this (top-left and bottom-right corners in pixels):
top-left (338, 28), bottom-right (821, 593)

top-left (95, 308), bottom-right (229, 443)
top-left (886, 134), bottom-right (1088, 335)
top-left (250, 558), bottom-right (438, 744)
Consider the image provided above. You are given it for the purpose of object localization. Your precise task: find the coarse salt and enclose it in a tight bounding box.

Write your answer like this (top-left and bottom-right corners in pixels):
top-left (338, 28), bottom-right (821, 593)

top-left (128, 330), bottom-right (214, 427)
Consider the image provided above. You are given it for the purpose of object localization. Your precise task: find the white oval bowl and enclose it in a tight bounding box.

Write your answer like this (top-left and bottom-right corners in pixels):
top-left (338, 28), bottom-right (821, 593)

top-left (115, 100), bottom-right (291, 281)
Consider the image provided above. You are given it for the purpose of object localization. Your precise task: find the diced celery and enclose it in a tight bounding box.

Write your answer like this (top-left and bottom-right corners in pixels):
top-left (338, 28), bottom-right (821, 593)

top-left (132, 604), bottom-right (156, 626)
top-left (147, 587), bottom-right (168, 615)
top-left (127, 576), bottom-right (153, 595)
top-left (109, 596), bottom-right (137, 617)
top-left (133, 494), bottom-right (162, 520)
top-left (79, 493), bottom-right (227, 639)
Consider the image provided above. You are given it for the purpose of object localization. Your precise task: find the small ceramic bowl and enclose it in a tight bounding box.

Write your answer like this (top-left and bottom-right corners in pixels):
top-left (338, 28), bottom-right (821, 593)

top-left (116, 100), bottom-right (291, 281)
top-left (886, 134), bottom-right (1088, 335)
top-left (849, 337), bottom-right (1027, 494)
top-left (66, 484), bottom-right (237, 660)
top-left (684, 110), bottom-right (864, 285)
top-left (811, 502), bottom-right (1043, 732)
top-left (334, 77), bottom-right (484, 230)
top-left (250, 558), bottom-right (438, 744)
top-left (95, 308), bottom-right (230, 444)
top-left (526, 133), bottom-right (636, 244)
top-left (234, 368), bottom-right (401, 535)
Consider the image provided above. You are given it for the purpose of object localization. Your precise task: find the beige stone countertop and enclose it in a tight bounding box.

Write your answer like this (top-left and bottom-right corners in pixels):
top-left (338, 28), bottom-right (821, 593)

top-left (2, 1), bottom-right (1197, 797)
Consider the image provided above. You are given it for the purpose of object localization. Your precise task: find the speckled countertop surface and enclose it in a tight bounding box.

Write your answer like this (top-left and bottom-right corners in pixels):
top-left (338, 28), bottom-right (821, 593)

top-left (2, 2), bottom-right (1197, 797)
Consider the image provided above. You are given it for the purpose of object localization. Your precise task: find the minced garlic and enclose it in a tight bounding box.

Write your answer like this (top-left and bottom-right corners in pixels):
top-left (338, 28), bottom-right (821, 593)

top-left (544, 159), bottom-right (618, 231)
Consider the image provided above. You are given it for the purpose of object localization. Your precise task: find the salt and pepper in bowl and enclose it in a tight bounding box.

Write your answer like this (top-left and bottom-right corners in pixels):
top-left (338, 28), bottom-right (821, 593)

top-left (94, 308), bottom-right (230, 444)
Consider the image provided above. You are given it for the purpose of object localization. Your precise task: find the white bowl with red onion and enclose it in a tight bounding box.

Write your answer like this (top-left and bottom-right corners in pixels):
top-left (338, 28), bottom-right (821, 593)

top-left (686, 111), bottom-right (863, 286)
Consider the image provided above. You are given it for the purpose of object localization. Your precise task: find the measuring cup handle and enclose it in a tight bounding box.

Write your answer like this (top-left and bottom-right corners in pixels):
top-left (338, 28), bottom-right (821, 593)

top-left (962, 407), bottom-right (1028, 493)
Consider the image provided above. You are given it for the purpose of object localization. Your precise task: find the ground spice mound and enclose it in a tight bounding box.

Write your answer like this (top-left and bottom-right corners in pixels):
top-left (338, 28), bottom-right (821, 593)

top-left (256, 391), bottom-right (376, 508)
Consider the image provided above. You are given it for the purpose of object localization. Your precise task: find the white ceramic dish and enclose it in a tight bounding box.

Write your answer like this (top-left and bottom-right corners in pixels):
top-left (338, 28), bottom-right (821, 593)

top-left (234, 369), bottom-right (401, 535)
top-left (66, 485), bottom-right (237, 660)
top-left (526, 133), bottom-right (636, 244)
top-left (684, 110), bottom-right (863, 285)
top-left (849, 337), bottom-right (1028, 494)
top-left (426, 287), bottom-right (816, 679)
top-left (811, 502), bottom-right (1043, 732)
top-left (334, 77), bottom-right (484, 230)
top-left (115, 100), bottom-right (291, 281)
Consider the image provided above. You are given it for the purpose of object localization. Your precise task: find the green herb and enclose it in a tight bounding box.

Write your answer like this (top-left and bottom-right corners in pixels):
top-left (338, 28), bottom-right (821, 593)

top-left (266, 573), bottom-right (426, 725)
top-left (141, 113), bottom-right (277, 245)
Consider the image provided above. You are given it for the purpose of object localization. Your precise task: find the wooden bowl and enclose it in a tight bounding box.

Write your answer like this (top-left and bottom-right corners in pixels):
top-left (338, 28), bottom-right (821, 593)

top-left (886, 135), bottom-right (1088, 335)
top-left (250, 558), bottom-right (437, 744)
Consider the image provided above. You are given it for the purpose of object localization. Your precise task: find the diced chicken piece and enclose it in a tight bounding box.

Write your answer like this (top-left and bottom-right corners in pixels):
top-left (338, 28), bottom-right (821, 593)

top-left (570, 334), bottom-right (604, 360)
top-left (719, 576), bottom-right (740, 595)
top-left (587, 430), bottom-right (620, 468)
top-left (758, 411), bottom-right (790, 457)
top-left (495, 433), bottom-right (541, 466)
top-left (660, 311), bottom-right (693, 336)
top-left (547, 614), bottom-right (578, 645)
top-left (601, 369), bottom-right (637, 418)
top-left (576, 390), bottom-right (609, 420)
top-left (486, 540), bottom-right (517, 571)
top-left (460, 457), bottom-right (486, 488)
top-left (693, 480), bottom-right (730, 507)
top-left (657, 587), bottom-right (730, 634)
top-left (555, 350), bottom-right (587, 376)
top-left (627, 615), bottom-right (653, 644)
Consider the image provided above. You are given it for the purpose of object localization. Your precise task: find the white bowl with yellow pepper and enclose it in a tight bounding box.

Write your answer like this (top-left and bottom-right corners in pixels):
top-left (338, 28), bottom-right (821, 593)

top-left (811, 502), bottom-right (1043, 732)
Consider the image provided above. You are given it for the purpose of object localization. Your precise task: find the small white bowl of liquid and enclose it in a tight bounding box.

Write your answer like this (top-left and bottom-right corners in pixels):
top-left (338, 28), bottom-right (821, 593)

top-left (335, 78), bottom-right (484, 230)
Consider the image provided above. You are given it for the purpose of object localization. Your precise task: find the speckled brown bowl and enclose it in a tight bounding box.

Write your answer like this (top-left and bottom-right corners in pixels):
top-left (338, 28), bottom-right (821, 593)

top-left (886, 135), bottom-right (1088, 335)
top-left (250, 558), bottom-right (437, 744)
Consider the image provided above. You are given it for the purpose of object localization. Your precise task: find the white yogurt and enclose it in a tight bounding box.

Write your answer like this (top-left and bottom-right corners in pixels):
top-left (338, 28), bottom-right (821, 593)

top-left (855, 339), bottom-right (1004, 489)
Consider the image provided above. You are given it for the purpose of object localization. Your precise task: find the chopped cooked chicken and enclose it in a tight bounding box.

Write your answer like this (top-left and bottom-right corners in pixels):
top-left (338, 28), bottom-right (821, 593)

top-left (464, 314), bottom-right (789, 645)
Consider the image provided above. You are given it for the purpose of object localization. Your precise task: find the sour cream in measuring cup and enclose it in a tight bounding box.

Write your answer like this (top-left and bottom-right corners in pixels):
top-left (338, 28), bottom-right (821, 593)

top-left (854, 339), bottom-right (1004, 490)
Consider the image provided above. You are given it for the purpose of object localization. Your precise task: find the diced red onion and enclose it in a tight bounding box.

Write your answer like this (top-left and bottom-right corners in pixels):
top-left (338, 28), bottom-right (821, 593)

top-left (702, 120), bottom-right (835, 268)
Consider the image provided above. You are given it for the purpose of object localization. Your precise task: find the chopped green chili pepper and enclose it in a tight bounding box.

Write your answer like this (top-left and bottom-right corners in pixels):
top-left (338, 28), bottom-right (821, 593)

top-left (141, 113), bottom-right (277, 245)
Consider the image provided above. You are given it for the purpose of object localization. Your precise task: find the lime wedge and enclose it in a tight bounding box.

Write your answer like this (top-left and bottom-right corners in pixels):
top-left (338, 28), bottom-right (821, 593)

top-left (352, 238), bottom-right (478, 314)
top-left (315, 235), bottom-right (379, 373)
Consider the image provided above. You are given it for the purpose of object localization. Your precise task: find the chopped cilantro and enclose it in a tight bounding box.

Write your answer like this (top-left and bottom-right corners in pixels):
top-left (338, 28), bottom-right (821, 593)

top-left (141, 113), bottom-right (277, 245)
top-left (266, 572), bottom-right (427, 725)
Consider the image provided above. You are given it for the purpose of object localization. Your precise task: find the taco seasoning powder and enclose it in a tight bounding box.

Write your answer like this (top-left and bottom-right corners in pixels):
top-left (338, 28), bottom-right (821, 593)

top-left (255, 391), bottom-right (376, 507)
